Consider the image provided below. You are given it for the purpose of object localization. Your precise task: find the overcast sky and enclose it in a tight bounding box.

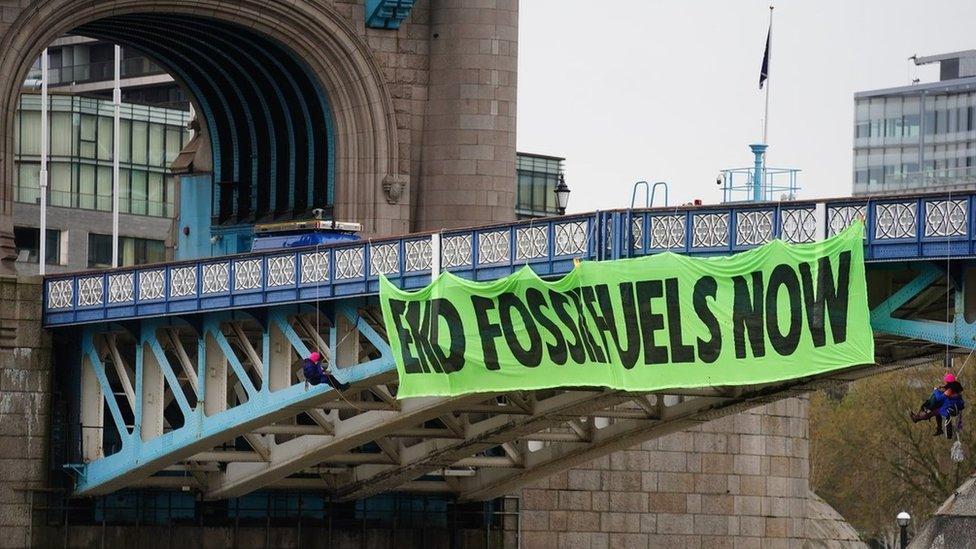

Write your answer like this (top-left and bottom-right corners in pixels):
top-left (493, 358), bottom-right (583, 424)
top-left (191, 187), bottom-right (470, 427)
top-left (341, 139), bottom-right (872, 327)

top-left (517, 0), bottom-right (976, 212)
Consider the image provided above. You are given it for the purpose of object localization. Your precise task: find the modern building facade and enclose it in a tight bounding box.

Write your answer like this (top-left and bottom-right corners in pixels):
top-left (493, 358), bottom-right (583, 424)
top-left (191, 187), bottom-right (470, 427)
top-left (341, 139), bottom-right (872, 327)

top-left (11, 91), bottom-right (189, 275)
top-left (516, 152), bottom-right (564, 219)
top-left (25, 35), bottom-right (188, 109)
top-left (854, 50), bottom-right (976, 196)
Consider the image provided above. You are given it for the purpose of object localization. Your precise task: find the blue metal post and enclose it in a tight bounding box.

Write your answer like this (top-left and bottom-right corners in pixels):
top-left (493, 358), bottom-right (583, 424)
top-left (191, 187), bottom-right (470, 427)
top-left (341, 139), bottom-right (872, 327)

top-left (749, 143), bottom-right (768, 202)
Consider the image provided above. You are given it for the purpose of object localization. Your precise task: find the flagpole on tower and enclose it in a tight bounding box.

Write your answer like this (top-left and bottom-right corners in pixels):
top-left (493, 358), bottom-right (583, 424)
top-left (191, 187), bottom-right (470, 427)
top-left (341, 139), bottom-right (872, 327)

top-left (762, 5), bottom-right (773, 147)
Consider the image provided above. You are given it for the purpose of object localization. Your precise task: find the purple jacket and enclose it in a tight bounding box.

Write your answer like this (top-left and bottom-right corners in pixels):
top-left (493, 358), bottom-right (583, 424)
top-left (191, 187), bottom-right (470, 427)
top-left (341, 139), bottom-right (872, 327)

top-left (930, 389), bottom-right (965, 418)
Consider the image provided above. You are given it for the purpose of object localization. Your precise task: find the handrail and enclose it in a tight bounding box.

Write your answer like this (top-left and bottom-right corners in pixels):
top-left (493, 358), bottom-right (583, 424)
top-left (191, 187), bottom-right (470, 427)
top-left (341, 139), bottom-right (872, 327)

top-left (41, 191), bottom-right (976, 327)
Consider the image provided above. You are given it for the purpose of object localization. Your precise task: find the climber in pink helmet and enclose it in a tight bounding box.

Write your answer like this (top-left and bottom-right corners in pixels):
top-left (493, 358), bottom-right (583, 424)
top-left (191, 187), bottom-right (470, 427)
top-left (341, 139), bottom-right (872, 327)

top-left (302, 351), bottom-right (350, 391)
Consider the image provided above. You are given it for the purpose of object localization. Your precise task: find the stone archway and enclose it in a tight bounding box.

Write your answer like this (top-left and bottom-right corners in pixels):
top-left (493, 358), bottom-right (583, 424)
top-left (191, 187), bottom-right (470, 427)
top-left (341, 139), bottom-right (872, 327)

top-left (0, 0), bottom-right (403, 271)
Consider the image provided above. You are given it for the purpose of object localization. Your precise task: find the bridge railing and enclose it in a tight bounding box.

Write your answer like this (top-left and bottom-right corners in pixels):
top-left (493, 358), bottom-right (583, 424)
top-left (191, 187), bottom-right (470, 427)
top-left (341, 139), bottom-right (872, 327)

top-left (43, 193), bottom-right (976, 327)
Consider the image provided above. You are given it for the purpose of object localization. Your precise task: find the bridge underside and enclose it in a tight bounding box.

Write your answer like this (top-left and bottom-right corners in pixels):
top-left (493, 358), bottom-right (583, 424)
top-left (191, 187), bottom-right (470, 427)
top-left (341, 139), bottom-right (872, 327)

top-left (57, 259), bottom-right (969, 502)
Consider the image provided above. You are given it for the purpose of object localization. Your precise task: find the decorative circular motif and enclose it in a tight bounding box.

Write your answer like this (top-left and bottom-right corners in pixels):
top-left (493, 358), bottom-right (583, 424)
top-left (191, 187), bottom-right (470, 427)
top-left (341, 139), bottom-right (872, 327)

top-left (478, 231), bottom-right (510, 264)
top-left (516, 227), bottom-right (548, 260)
top-left (77, 277), bottom-right (103, 307)
top-left (554, 222), bottom-right (586, 256)
top-left (108, 273), bottom-right (134, 303)
top-left (925, 200), bottom-right (967, 237)
top-left (138, 270), bottom-right (165, 301)
top-left (692, 213), bottom-right (729, 248)
top-left (442, 235), bottom-right (473, 268)
top-left (780, 209), bottom-right (816, 244)
top-left (650, 215), bottom-right (685, 249)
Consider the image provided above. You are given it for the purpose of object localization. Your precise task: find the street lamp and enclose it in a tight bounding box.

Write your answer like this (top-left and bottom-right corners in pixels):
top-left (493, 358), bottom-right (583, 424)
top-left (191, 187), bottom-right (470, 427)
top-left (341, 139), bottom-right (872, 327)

top-left (554, 174), bottom-right (571, 215)
top-left (896, 511), bottom-right (911, 549)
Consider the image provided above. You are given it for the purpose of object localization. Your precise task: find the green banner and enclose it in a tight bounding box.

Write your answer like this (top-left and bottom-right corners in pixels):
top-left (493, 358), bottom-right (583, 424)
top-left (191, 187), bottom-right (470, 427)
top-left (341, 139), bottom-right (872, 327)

top-left (380, 222), bottom-right (873, 399)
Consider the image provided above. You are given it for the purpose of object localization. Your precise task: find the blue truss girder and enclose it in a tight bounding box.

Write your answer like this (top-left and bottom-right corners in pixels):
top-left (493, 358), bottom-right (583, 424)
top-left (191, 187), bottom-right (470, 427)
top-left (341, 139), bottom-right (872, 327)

top-left (74, 305), bottom-right (395, 495)
top-left (870, 261), bottom-right (976, 348)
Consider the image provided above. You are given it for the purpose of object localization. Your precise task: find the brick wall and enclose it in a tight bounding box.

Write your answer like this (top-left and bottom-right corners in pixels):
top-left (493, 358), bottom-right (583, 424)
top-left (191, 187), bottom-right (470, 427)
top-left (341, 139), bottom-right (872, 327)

top-left (518, 397), bottom-right (865, 548)
top-left (0, 277), bottom-right (52, 549)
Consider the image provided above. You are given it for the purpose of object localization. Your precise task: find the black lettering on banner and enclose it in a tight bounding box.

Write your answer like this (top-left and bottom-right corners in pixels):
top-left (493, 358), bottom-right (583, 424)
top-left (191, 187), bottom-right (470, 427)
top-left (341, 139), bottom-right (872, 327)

top-left (765, 264), bottom-right (802, 355)
top-left (582, 285), bottom-right (613, 358)
top-left (567, 288), bottom-right (607, 363)
top-left (407, 300), bottom-right (443, 373)
top-left (635, 279), bottom-right (668, 364)
top-left (526, 288), bottom-right (568, 365)
top-left (429, 298), bottom-right (466, 373)
top-left (549, 290), bottom-right (587, 363)
top-left (693, 276), bottom-right (721, 363)
top-left (732, 271), bottom-right (766, 359)
top-left (389, 299), bottom-right (423, 373)
top-left (799, 251), bottom-right (852, 346)
top-left (471, 296), bottom-right (503, 371)
top-left (664, 278), bottom-right (695, 363)
top-left (603, 282), bottom-right (641, 369)
top-left (499, 292), bottom-right (543, 367)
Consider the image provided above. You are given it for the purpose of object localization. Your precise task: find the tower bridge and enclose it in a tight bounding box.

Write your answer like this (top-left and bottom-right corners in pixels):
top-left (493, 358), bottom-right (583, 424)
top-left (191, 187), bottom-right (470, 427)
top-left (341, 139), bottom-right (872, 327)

top-left (41, 193), bottom-right (971, 500)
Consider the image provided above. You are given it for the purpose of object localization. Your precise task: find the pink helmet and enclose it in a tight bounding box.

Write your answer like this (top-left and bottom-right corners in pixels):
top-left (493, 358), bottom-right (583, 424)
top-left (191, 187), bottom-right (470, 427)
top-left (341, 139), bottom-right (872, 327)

top-left (944, 373), bottom-right (956, 383)
top-left (309, 351), bottom-right (322, 362)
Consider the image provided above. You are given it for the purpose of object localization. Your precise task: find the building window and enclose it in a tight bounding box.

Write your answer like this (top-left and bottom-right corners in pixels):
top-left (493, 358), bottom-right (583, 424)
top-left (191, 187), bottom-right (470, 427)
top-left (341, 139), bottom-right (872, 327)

top-left (14, 226), bottom-right (59, 264)
top-left (13, 94), bottom-right (188, 218)
top-left (88, 234), bottom-right (166, 268)
top-left (516, 153), bottom-right (564, 219)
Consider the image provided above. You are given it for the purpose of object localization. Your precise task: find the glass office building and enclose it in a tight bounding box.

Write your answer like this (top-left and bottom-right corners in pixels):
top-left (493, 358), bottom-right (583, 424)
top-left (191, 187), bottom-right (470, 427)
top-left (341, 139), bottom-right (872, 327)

top-left (516, 152), bottom-right (565, 218)
top-left (854, 51), bottom-right (976, 195)
top-left (13, 93), bottom-right (189, 216)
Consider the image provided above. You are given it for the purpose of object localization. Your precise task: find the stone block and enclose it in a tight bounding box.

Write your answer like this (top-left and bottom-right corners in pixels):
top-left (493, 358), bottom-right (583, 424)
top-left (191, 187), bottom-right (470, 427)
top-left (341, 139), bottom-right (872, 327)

top-left (694, 514), bottom-right (730, 536)
top-left (566, 511), bottom-right (600, 532)
top-left (591, 491), bottom-right (609, 512)
top-left (733, 537), bottom-right (763, 549)
top-left (702, 535), bottom-right (735, 549)
top-left (639, 513), bottom-right (657, 533)
top-left (702, 494), bottom-right (734, 515)
top-left (649, 493), bottom-right (686, 514)
top-left (548, 510), bottom-right (567, 531)
top-left (733, 495), bottom-right (762, 516)
top-left (658, 472), bottom-right (695, 493)
top-left (557, 490), bottom-right (590, 511)
top-left (656, 513), bottom-right (695, 535)
top-left (640, 471), bottom-right (658, 492)
top-left (521, 510), bottom-right (549, 531)
top-left (765, 517), bottom-right (789, 538)
top-left (739, 516), bottom-right (766, 537)
top-left (603, 471), bottom-right (641, 492)
top-left (607, 533), bottom-right (649, 548)
top-left (600, 512), bottom-right (640, 533)
top-left (521, 531), bottom-right (558, 549)
top-left (609, 491), bottom-right (647, 513)
top-left (556, 532), bottom-right (594, 549)
top-left (522, 489), bottom-right (557, 510)
top-left (733, 454), bottom-right (762, 475)
top-left (567, 469), bottom-right (600, 491)
top-left (702, 453), bottom-right (733, 474)
top-left (695, 473), bottom-right (729, 494)
top-left (686, 493), bottom-right (702, 514)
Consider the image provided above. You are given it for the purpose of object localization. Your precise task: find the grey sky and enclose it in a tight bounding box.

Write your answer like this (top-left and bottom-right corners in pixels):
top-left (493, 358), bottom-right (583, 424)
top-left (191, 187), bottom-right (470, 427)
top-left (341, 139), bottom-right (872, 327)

top-left (517, 0), bottom-right (976, 212)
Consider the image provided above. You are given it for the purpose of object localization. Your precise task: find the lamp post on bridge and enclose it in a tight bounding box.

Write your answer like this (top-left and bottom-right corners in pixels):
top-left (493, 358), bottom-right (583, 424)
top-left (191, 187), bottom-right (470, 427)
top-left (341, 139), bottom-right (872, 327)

top-left (897, 511), bottom-right (911, 549)
top-left (554, 174), bottom-right (570, 215)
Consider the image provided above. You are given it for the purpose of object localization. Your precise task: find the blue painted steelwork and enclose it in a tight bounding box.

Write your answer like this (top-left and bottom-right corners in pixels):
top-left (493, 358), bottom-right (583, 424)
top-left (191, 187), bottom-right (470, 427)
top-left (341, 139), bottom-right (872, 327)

top-left (869, 262), bottom-right (976, 347)
top-left (176, 174), bottom-right (215, 261)
top-left (73, 303), bottom-right (394, 495)
top-left (43, 192), bottom-right (976, 328)
top-left (366, 0), bottom-right (417, 29)
top-left (749, 143), bottom-right (767, 202)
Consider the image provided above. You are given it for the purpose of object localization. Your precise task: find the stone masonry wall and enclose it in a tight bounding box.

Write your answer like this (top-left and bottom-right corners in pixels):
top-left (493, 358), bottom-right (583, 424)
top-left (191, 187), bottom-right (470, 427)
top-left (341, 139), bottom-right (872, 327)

top-left (0, 276), bottom-right (52, 549)
top-left (518, 397), bottom-right (864, 549)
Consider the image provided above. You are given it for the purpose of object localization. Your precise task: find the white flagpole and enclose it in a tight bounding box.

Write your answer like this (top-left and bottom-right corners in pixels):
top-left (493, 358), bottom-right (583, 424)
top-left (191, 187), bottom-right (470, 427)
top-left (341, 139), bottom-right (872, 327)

top-left (112, 44), bottom-right (121, 268)
top-left (38, 49), bottom-right (49, 276)
top-left (762, 6), bottom-right (773, 147)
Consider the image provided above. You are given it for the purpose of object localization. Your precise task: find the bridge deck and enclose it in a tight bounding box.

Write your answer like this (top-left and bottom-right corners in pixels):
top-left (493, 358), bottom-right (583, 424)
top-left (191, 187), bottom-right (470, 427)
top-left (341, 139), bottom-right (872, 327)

top-left (43, 192), bottom-right (976, 327)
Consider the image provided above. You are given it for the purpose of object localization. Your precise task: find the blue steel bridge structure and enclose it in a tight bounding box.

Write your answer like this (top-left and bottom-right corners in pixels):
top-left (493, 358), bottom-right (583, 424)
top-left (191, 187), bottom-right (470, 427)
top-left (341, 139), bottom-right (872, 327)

top-left (42, 192), bottom-right (976, 503)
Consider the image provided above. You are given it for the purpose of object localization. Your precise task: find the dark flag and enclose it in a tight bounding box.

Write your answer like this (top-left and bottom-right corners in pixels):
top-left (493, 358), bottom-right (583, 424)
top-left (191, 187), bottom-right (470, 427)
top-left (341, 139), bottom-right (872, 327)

top-left (759, 26), bottom-right (770, 89)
